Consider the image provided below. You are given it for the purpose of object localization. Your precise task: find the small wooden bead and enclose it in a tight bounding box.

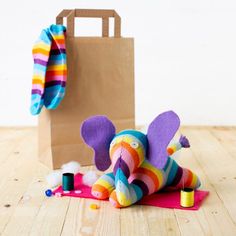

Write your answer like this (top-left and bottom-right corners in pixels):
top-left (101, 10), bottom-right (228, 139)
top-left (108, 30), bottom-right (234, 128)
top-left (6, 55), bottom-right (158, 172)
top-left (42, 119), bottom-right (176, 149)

top-left (90, 203), bottom-right (100, 210)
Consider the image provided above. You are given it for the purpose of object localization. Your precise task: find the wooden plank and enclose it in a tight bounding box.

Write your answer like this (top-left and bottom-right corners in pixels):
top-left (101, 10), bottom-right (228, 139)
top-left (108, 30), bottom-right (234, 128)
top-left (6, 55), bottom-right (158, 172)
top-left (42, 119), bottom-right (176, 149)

top-left (120, 199), bottom-right (180, 235)
top-left (209, 127), bottom-right (236, 160)
top-left (173, 145), bottom-right (236, 235)
top-left (29, 197), bottom-right (70, 235)
top-left (61, 166), bottom-right (120, 236)
top-left (120, 205), bottom-right (150, 236)
top-left (61, 198), bottom-right (120, 236)
top-left (0, 129), bottom-right (38, 233)
top-left (0, 128), bottom-right (33, 163)
top-left (1, 165), bottom-right (50, 236)
top-left (1, 127), bottom-right (236, 235)
top-left (143, 206), bottom-right (181, 236)
top-left (182, 128), bottom-right (236, 225)
top-left (0, 128), bottom-right (36, 185)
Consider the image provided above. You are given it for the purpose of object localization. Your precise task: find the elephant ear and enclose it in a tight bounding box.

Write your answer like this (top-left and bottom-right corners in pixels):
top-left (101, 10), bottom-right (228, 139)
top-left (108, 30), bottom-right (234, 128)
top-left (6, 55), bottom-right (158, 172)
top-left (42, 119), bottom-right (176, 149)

top-left (81, 116), bottom-right (116, 171)
top-left (147, 111), bottom-right (180, 169)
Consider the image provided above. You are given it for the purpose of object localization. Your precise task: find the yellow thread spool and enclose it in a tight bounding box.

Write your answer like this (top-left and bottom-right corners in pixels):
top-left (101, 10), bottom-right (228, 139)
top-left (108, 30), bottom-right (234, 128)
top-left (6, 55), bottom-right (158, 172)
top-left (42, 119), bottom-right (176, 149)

top-left (180, 188), bottom-right (194, 208)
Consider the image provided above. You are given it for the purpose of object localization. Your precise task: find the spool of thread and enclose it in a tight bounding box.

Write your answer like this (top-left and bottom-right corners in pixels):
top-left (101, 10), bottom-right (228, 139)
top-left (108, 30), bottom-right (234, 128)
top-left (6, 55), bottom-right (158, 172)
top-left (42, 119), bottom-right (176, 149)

top-left (180, 188), bottom-right (194, 208)
top-left (62, 173), bottom-right (74, 191)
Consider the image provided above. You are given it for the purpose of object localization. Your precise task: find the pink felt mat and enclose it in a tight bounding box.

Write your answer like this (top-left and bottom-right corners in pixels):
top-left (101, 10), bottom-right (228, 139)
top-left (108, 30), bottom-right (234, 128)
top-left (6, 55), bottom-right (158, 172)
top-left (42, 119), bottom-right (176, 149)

top-left (53, 173), bottom-right (209, 210)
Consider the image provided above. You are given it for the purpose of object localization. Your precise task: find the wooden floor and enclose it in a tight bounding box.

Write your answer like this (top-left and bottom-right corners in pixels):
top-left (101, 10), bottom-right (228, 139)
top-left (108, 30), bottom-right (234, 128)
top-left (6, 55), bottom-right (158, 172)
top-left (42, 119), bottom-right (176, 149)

top-left (0, 127), bottom-right (236, 236)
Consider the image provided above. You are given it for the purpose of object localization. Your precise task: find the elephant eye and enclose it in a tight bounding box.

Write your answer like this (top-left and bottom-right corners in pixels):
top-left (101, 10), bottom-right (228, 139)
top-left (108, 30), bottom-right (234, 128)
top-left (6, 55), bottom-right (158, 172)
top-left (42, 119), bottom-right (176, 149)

top-left (130, 141), bottom-right (139, 149)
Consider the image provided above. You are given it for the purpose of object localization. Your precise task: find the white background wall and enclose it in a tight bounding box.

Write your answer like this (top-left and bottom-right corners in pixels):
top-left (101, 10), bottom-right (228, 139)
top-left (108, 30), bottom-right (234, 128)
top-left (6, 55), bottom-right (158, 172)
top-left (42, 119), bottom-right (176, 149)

top-left (0, 0), bottom-right (235, 126)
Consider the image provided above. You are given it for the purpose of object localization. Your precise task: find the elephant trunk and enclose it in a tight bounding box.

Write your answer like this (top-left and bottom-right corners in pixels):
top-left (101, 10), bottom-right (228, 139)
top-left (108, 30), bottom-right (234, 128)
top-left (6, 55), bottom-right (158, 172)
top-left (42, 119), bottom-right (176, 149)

top-left (110, 143), bottom-right (144, 207)
top-left (113, 160), bottom-right (143, 207)
top-left (113, 157), bottom-right (130, 179)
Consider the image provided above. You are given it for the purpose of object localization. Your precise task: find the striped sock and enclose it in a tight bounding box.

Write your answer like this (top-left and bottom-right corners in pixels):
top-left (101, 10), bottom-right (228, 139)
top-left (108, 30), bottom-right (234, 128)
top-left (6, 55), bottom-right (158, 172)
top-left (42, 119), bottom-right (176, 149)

top-left (109, 190), bottom-right (122, 208)
top-left (44, 24), bottom-right (67, 109)
top-left (30, 29), bottom-right (52, 115)
top-left (167, 135), bottom-right (190, 155)
top-left (91, 172), bottom-right (115, 200)
top-left (164, 157), bottom-right (201, 190)
top-left (110, 168), bottom-right (143, 207)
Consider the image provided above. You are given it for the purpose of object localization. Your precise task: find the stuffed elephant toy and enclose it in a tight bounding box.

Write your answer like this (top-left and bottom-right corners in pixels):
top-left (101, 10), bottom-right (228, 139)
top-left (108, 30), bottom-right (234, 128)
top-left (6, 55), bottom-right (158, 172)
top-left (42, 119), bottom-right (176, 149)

top-left (81, 111), bottom-right (201, 208)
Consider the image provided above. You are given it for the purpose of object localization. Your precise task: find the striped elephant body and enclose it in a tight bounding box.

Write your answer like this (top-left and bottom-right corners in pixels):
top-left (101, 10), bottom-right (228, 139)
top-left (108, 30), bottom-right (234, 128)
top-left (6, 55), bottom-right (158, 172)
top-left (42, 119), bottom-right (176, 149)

top-left (92, 157), bottom-right (201, 208)
top-left (129, 157), bottom-right (201, 196)
top-left (81, 112), bottom-right (201, 208)
top-left (109, 158), bottom-right (201, 207)
top-left (92, 131), bottom-right (201, 208)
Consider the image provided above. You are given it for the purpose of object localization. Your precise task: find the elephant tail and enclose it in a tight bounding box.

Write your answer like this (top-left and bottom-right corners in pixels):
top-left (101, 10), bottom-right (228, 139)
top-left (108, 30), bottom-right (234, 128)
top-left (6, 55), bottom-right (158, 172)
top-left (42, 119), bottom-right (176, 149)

top-left (167, 135), bottom-right (190, 156)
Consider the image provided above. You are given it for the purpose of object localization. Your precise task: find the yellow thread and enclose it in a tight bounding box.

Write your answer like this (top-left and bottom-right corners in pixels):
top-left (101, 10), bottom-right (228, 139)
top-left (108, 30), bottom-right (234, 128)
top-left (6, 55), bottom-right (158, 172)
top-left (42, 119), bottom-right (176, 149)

top-left (180, 188), bottom-right (194, 207)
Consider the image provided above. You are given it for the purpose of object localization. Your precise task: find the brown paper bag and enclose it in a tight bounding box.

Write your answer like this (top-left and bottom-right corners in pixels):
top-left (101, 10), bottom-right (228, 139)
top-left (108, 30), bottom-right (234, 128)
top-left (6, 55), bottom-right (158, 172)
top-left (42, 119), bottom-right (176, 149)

top-left (38, 9), bottom-right (135, 169)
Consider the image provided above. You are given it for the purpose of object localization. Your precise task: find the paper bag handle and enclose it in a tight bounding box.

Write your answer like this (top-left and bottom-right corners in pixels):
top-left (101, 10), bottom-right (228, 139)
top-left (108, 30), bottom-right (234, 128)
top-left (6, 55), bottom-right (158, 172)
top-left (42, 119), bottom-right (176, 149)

top-left (56, 9), bottom-right (73, 24)
top-left (56, 9), bottom-right (121, 38)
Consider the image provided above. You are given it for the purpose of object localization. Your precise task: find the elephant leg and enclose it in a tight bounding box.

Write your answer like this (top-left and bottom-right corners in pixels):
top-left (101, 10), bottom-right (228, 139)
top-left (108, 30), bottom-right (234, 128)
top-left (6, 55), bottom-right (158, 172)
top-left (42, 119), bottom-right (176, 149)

top-left (109, 190), bottom-right (122, 208)
top-left (91, 172), bottom-right (115, 200)
top-left (169, 167), bottom-right (201, 190)
top-left (109, 169), bottom-right (143, 208)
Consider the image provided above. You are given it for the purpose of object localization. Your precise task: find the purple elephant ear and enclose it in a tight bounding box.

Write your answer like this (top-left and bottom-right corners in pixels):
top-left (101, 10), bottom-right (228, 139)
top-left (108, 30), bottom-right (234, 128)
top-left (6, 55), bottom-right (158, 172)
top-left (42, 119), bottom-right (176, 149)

top-left (147, 111), bottom-right (180, 169)
top-left (81, 116), bottom-right (116, 171)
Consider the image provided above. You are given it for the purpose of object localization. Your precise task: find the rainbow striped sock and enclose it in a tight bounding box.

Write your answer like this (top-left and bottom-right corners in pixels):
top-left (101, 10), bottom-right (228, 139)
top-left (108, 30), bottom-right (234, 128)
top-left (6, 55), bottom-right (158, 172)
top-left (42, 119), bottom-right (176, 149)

top-left (91, 172), bottom-right (115, 199)
top-left (163, 157), bottom-right (201, 189)
top-left (30, 29), bottom-right (52, 115)
top-left (110, 168), bottom-right (143, 207)
top-left (44, 25), bottom-right (67, 109)
top-left (167, 135), bottom-right (190, 155)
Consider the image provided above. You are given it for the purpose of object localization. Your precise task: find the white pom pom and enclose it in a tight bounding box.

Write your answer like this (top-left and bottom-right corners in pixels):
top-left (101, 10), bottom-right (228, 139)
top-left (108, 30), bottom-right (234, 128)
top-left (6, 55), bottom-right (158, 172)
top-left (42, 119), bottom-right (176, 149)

top-left (61, 161), bottom-right (81, 174)
top-left (46, 170), bottom-right (62, 188)
top-left (82, 171), bottom-right (99, 187)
